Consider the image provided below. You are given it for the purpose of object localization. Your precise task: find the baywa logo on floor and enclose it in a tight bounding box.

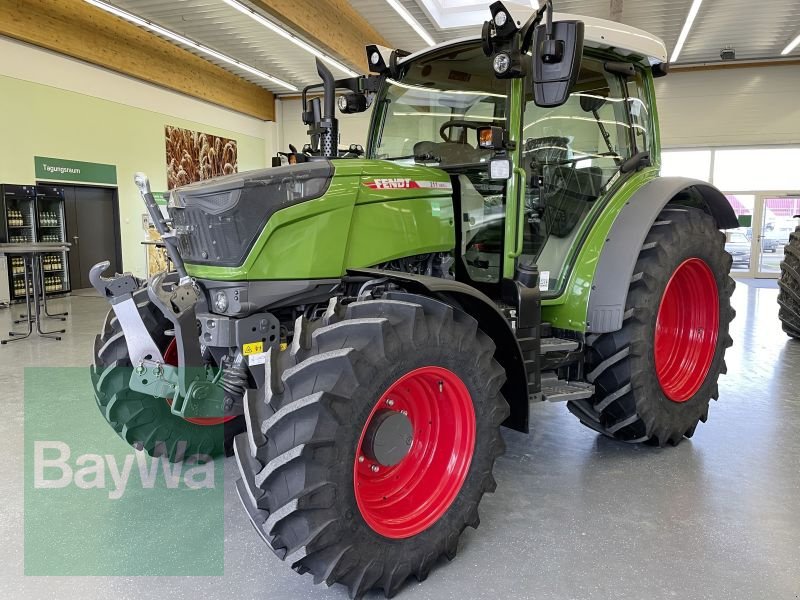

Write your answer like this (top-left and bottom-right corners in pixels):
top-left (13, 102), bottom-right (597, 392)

top-left (33, 441), bottom-right (215, 500)
top-left (24, 368), bottom-right (224, 576)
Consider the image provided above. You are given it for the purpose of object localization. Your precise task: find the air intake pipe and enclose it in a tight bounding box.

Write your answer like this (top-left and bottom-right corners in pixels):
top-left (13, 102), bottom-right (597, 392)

top-left (315, 58), bottom-right (339, 158)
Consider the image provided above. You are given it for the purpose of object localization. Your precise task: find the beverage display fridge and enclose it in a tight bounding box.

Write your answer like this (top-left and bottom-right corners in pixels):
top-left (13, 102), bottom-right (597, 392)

top-left (0, 184), bottom-right (38, 302)
top-left (35, 185), bottom-right (70, 297)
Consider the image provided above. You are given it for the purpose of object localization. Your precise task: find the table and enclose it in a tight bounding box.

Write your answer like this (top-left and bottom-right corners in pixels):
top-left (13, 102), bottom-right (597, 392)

top-left (0, 243), bottom-right (71, 344)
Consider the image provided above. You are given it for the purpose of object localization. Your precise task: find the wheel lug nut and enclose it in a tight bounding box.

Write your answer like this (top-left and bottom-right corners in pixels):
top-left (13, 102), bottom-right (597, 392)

top-left (400, 409), bottom-right (408, 416)
top-left (386, 398), bottom-right (394, 407)
top-left (370, 464), bottom-right (380, 473)
top-left (358, 455), bottom-right (365, 463)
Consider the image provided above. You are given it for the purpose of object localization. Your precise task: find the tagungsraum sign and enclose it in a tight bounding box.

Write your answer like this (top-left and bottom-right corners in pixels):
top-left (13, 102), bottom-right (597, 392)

top-left (24, 368), bottom-right (223, 575)
top-left (34, 156), bottom-right (118, 185)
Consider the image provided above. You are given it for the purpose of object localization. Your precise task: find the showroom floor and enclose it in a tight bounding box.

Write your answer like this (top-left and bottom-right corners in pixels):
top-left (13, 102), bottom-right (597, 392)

top-left (2, 280), bottom-right (798, 599)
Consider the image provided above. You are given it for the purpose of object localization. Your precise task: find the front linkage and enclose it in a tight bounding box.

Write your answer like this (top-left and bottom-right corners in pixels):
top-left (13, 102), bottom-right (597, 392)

top-left (89, 263), bottom-right (227, 421)
top-left (89, 174), bottom-right (259, 455)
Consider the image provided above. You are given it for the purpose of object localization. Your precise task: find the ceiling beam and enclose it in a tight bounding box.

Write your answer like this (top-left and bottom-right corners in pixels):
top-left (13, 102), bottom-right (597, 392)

top-left (249, 0), bottom-right (391, 73)
top-left (0, 0), bottom-right (275, 121)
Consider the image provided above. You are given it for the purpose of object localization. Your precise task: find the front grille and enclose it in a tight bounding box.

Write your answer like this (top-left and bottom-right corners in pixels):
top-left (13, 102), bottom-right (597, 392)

top-left (169, 161), bottom-right (333, 267)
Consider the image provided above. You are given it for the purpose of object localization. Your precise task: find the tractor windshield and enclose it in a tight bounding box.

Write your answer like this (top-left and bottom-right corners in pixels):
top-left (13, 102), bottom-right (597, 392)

top-left (371, 41), bottom-right (653, 293)
top-left (372, 43), bottom-right (508, 166)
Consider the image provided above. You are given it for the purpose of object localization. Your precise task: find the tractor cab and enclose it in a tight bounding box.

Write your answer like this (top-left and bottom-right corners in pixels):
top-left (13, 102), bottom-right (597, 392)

top-left (301, 1), bottom-right (668, 306)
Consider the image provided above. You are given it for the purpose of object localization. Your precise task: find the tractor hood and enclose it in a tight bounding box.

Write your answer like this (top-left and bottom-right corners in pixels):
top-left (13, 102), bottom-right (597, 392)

top-left (169, 161), bottom-right (333, 267)
top-left (173, 159), bottom-right (455, 281)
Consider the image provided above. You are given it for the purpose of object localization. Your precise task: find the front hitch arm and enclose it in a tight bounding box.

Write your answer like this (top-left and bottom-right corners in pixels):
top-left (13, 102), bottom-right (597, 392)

top-left (90, 263), bottom-right (224, 419)
top-left (147, 271), bottom-right (206, 398)
top-left (90, 261), bottom-right (164, 366)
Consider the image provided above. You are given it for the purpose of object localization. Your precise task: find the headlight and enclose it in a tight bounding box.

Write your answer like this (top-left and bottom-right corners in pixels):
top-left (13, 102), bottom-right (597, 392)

top-left (494, 11), bottom-right (507, 27)
top-left (493, 53), bottom-right (511, 75)
top-left (214, 291), bottom-right (229, 313)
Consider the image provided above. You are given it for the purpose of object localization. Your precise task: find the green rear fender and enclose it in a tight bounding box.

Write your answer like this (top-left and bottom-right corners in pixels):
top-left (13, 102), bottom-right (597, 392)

top-left (543, 169), bottom-right (735, 334)
top-left (541, 168), bottom-right (660, 333)
top-left (183, 160), bottom-right (455, 281)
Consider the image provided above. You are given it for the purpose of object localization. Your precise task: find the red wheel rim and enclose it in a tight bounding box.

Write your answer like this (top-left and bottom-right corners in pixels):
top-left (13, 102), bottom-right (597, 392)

top-left (354, 366), bottom-right (476, 539)
top-left (163, 339), bottom-right (236, 426)
top-left (654, 258), bottom-right (719, 402)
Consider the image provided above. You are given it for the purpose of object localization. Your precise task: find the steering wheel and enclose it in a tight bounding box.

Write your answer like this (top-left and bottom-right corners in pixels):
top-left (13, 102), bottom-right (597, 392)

top-left (439, 120), bottom-right (483, 144)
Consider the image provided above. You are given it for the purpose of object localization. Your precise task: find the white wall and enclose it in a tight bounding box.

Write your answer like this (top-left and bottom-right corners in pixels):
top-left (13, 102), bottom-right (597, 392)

top-left (0, 37), bottom-right (276, 153)
top-left (0, 37), bottom-right (276, 278)
top-left (275, 64), bottom-right (800, 155)
top-left (655, 64), bottom-right (800, 148)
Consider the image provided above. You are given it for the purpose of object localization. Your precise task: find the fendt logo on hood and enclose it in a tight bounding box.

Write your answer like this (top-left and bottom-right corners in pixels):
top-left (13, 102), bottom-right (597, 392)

top-left (363, 178), bottom-right (452, 190)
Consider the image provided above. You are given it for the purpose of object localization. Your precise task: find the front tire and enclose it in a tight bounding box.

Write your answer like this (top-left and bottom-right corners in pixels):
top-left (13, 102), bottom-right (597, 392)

top-left (778, 226), bottom-right (800, 339)
top-left (568, 206), bottom-right (735, 445)
top-left (90, 286), bottom-right (245, 461)
top-left (234, 295), bottom-right (508, 598)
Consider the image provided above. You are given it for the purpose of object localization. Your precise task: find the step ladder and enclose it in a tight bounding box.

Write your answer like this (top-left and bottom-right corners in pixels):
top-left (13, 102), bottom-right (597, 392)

top-left (518, 326), bottom-right (594, 403)
top-left (539, 372), bottom-right (594, 402)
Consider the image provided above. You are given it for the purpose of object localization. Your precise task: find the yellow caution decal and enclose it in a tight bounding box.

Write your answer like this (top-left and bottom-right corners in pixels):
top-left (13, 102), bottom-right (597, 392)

top-left (242, 341), bottom-right (264, 356)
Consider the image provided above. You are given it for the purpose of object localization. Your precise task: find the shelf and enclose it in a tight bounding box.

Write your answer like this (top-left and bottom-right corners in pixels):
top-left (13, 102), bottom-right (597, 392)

top-left (7, 225), bottom-right (33, 228)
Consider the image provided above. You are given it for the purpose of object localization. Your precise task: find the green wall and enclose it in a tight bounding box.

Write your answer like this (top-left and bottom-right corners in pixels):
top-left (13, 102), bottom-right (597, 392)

top-left (0, 74), bottom-right (267, 278)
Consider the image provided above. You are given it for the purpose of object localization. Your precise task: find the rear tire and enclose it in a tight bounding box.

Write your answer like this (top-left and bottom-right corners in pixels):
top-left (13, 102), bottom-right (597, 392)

top-left (234, 295), bottom-right (508, 598)
top-left (778, 226), bottom-right (800, 339)
top-left (90, 286), bottom-right (245, 461)
top-left (567, 206), bottom-right (735, 446)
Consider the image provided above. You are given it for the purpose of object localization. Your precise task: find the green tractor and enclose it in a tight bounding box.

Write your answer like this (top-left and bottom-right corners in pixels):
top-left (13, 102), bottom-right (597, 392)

top-left (90, 1), bottom-right (736, 597)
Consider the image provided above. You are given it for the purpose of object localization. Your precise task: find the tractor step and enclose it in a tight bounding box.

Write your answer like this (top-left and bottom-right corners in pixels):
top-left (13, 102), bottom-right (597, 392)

top-left (540, 337), bottom-right (579, 353)
top-left (540, 373), bottom-right (594, 402)
top-left (516, 336), bottom-right (579, 353)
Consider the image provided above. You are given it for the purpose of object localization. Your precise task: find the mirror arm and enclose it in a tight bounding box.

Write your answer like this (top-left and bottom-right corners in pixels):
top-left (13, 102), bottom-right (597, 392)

top-left (520, 1), bottom-right (549, 53)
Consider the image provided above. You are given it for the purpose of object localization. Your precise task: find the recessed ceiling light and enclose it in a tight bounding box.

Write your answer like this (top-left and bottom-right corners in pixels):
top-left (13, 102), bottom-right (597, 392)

top-left (670, 0), bottom-right (704, 63)
top-left (782, 33), bottom-right (800, 55)
top-left (385, 0), bottom-right (436, 47)
top-left (83, 0), bottom-right (298, 91)
top-left (220, 0), bottom-right (358, 77)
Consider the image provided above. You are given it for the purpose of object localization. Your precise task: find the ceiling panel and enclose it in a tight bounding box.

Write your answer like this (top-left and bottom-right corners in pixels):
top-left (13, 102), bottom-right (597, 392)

top-left (113, 0), bottom-right (351, 93)
top-left (349, 0), bottom-right (800, 64)
top-left (679, 0), bottom-right (800, 63)
top-left (92, 0), bottom-right (800, 102)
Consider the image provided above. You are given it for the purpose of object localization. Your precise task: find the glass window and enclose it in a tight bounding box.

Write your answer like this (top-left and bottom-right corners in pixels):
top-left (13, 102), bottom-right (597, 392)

top-left (723, 194), bottom-right (755, 273)
top-left (371, 42), bottom-right (509, 285)
top-left (713, 148), bottom-right (800, 191)
top-left (520, 56), bottom-right (631, 293)
top-left (627, 70), bottom-right (652, 155)
top-left (373, 44), bottom-right (508, 166)
top-left (759, 197), bottom-right (800, 274)
top-left (661, 150), bottom-right (712, 181)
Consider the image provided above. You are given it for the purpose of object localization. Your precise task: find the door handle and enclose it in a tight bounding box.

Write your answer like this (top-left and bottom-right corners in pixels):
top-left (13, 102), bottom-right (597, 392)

top-left (72, 236), bottom-right (79, 245)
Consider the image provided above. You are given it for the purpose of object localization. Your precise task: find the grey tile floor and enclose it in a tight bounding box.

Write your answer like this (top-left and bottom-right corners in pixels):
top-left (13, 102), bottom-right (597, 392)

top-left (1, 280), bottom-right (798, 599)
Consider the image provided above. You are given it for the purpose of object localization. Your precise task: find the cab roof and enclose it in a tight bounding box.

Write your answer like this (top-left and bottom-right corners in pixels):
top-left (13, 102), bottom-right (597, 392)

top-left (399, 11), bottom-right (668, 68)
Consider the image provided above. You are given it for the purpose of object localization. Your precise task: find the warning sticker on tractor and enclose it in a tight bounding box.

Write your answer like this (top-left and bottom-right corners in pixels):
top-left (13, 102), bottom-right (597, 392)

top-left (539, 271), bottom-right (550, 291)
top-left (248, 352), bottom-right (267, 366)
top-left (242, 341), bottom-right (264, 356)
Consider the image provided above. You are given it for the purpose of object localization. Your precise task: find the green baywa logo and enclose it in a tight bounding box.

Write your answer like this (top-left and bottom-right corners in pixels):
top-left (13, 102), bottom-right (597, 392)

top-left (33, 441), bottom-right (215, 500)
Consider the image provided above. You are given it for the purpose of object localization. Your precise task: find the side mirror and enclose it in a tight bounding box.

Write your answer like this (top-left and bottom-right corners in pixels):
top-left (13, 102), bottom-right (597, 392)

top-left (532, 20), bottom-right (584, 108)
